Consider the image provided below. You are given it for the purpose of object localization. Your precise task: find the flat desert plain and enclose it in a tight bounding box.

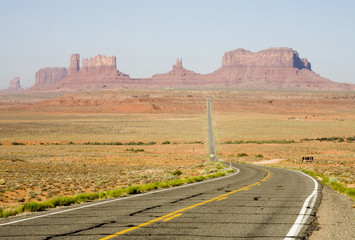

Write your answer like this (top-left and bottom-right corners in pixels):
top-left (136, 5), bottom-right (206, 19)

top-left (0, 89), bottom-right (354, 209)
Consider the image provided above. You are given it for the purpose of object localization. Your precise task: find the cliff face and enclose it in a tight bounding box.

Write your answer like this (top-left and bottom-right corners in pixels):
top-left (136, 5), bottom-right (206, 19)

top-left (26, 48), bottom-right (355, 91)
top-left (206, 48), bottom-right (353, 90)
top-left (81, 55), bottom-right (117, 72)
top-left (42, 54), bottom-right (132, 91)
top-left (1, 77), bottom-right (24, 92)
top-left (28, 68), bottom-right (68, 91)
top-left (222, 48), bottom-right (311, 70)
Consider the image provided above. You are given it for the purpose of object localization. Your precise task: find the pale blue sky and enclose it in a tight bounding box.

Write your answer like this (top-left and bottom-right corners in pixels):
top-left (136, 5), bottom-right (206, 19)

top-left (1, 0), bottom-right (354, 89)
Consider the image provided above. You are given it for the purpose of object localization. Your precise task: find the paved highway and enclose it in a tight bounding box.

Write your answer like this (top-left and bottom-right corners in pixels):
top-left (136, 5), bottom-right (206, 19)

top-left (207, 98), bottom-right (218, 161)
top-left (0, 98), bottom-right (320, 239)
top-left (0, 163), bottom-right (319, 239)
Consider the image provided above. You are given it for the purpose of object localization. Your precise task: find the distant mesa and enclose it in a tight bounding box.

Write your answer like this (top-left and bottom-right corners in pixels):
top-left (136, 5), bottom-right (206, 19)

top-left (28, 68), bottom-right (68, 91)
top-left (1, 77), bottom-right (24, 93)
top-left (27, 48), bottom-right (355, 91)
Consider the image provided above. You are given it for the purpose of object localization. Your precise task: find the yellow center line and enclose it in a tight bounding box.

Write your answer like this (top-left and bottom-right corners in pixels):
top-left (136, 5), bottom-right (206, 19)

top-left (163, 213), bottom-right (182, 222)
top-left (216, 197), bottom-right (227, 201)
top-left (99, 169), bottom-right (271, 240)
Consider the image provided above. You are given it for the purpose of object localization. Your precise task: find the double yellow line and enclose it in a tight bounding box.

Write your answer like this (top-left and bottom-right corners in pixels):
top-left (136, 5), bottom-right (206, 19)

top-left (100, 169), bottom-right (271, 239)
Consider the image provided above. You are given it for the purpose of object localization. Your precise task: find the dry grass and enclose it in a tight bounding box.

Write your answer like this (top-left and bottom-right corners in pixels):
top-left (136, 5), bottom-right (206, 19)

top-left (1, 89), bottom-right (354, 209)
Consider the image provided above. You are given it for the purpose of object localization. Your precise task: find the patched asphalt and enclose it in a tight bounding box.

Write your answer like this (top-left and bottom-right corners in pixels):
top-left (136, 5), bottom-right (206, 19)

top-left (0, 163), bottom-right (320, 239)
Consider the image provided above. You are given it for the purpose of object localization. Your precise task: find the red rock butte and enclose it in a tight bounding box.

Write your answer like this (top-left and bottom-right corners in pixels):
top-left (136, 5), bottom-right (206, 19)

top-left (27, 47), bottom-right (355, 91)
top-left (1, 77), bottom-right (24, 93)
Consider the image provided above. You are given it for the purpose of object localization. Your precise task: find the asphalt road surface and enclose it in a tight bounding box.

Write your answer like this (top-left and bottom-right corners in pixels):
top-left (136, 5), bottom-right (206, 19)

top-left (207, 98), bottom-right (218, 162)
top-left (0, 163), bottom-right (320, 239)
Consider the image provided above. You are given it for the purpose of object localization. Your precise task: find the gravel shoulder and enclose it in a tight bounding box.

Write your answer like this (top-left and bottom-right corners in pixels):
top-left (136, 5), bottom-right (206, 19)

top-left (308, 185), bottom-right (354, 240)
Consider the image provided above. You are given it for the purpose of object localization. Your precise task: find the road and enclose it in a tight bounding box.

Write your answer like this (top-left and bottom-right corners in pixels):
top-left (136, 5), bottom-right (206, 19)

top-left (0, 99), bottom-right (320, 239)
top-left (0, 163), bottom-right (319, 239)
top-left (207, 98), bottom-right (218, 161)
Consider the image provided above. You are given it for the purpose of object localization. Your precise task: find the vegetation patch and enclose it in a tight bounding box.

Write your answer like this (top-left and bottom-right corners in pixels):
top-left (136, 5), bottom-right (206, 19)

top-left (302, 169), bottom-right (355, 202)
top-left (11, 142), bottom-right (26, 145)
top-left (223, 140), bottom-right (295, 144)
top-left (0, 163), bottom-right (234, 218)
top-left (236, 153), bottom-right (249, 157)
top-left (125, 148), bottom-right (144, 153)
top-left (302, 136), bottom-right (355, 143)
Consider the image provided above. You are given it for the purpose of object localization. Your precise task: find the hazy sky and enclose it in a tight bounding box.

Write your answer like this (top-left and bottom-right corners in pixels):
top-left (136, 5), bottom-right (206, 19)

top-left (1, 0), bottom-right (354, 89)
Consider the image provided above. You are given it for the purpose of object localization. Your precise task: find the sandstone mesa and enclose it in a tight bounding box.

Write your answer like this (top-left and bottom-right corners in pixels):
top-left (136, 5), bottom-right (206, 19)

top-left (22, 47), bottom-right (355, 91)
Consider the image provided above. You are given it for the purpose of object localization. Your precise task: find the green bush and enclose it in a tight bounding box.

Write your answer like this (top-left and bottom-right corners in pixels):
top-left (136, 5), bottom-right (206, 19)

top-left (172, 170), bottom-right (183, 176)
top-left (11, 142), bottom-right (26, 145)
top-left (1, 165), bottom-right (234, 218)
top-left (256, 154), bottom-right (264, 158)
top-left (125, 148), bottom-right (144, 153)
top-left (161, 141), bottom-right (171, 145)
top-left (237, 153), bottom-right (248, 157)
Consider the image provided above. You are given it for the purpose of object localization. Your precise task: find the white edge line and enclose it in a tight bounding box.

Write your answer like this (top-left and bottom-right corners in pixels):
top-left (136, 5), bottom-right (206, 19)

top-left (284, 170), bottom-right (319, 240)
top-left (0, 166), bottom-right (240, 226)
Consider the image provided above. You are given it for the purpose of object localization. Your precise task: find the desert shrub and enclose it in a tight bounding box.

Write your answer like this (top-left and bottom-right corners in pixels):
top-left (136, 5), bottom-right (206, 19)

top-left (107, 189), bottom-right (124, 198)
top-left (0, 143), bottom-right (2, 146)
top-left (125, 141), bottom-right (144, 146)
top-left (346, 136), bottom-right (355, 142)
top-left (169, 179), bottom-right (184, 186)
top-left (237, 153), bottom-right (248, 157)
top-left (1, 165), bottom-right (234, 218)
top-left (144, 141), bottom-right (156, 145)
top-left (0, 207), bottom-right (20, 218)
top-left (125, 148), bottom-right (144, 153)
top-left (106, 142), bottom-right (123, 145)
top-left (256, 154), bottom-right (264, 158)
top-left (20, 201), bottom-right (43, 212)
top-left (161, 141), bottom-right (170, 145)
top-left (11, 142), bottom-right (25, 145)
top-left (172, 170), bottom-right (183, 176)
top-left (125, 185), bottom-right (141, 194)
top-left (223, 140), bottom-right (295, 144)
top-left (345, 188), bottom-right (355, 197)
top-left (187, 141), bottom-right (204, 144)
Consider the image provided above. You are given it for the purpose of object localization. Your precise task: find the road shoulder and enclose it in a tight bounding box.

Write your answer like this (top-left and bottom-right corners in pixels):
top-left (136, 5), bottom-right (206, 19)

top-left (308, 185), bottom-right (355, 240)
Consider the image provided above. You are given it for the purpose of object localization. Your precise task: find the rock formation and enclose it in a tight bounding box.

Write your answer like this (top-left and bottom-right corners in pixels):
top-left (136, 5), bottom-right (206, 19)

top-left (205, 47), bottom-right (353, 90)
top-left (70, 54), bottom-right (80, 73)
top-left (151, 58), bottom-right (206, 88)
top-left (1, 77), bottom-right (24, 92)
top-left (28, 68), bottom-right (68, 91)
top-left (221, 48), bottom-right (311, 69)
top-left (27, 48), bottom-right (355, 91)
top-left (37, 54), bottom-right (135, 91)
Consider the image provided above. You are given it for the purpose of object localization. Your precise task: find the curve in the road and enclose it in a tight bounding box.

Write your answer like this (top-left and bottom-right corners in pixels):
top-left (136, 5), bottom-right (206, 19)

top-left (100, 167), bottom-right (271, 240)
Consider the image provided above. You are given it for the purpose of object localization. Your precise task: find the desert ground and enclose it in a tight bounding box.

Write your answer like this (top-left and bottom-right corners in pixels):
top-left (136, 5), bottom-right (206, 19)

top-left (0, 89), bottom-right (354, 209)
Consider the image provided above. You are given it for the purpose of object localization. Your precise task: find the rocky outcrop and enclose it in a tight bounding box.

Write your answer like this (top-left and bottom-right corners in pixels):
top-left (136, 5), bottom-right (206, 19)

top-left (27, 48), bottom-right (355, 91)
top-left (206, 48), bottom-right (354, 90)
top-left (70, 54), bottom-right (80, 74)
top-left (37, 54), bottom-right (134, 91)
top-left (151, 58), bottom-right (206, 88)
top-left (221, 48), bottom-right (311, 70)
top-left (82, 55), bottom-right (117, 72)
top-left (28, 68), bottom-right (68, 91)
top-left (1, 77), bottom-right (24, 92)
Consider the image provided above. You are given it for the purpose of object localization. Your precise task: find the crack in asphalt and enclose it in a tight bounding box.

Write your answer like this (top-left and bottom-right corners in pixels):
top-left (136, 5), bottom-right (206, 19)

top-left (170, 193), bottom-right (204, 204)
top-left (129, 205), bottom-right (162, 216)
top-left (43, 220), bottom-right (116, 239)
